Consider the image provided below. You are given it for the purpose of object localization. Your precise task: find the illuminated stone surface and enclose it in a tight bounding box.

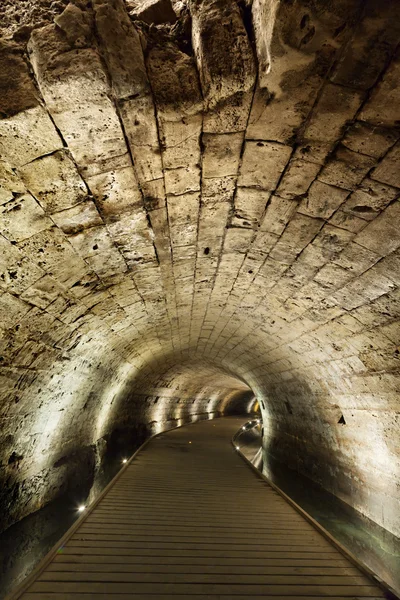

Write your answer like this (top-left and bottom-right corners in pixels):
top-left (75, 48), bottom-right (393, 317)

top-left (0, 0), bottom-right (399, 540)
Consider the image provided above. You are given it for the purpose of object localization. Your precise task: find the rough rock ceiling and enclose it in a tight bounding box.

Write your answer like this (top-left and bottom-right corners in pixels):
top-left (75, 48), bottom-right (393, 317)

top-left (0, 0), bottom-right (399, 536)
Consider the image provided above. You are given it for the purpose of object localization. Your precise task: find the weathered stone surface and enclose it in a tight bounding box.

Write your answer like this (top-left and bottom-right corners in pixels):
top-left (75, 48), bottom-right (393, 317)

top-left (333, 241), bottom-right (380, 275)
top-left (20, 274), bottom-right (65, 310)
top-left (51, 200), bottom-right (103, 234)
top-left (141, 179), bottom-right (166, 211)
top-left (247, 0), bottom-right (360, 143)
top-left (198, 202), bottom-right (230, 247)
top-left (147, 44), bottom-right (202, 119)
top-left (341, 178), bottom-right (399, 220)
top-left (251, 0), bottom-right (279, 87)
top-left (93, 0), bottom-right (149, 99)
top-left (224, 228), bottom-right (254, 254)
top-left (0, 292), bottom-right (31, 330)
top-left (0, 194), bottom-right (53, 242)
top-left (0, 106), bottom-right (62, 168)
top-left (276, 159), bottom-right (321, 199)
top-left (0, 236), bottom-right (45, 295)
top-left (202, 133), bottom-right (243, 179)
top-left (129, 0), bottom-right (177, 24)
top-left (88, 167), bottom-right (142, 219)
top-left (54, 3), bottom-right (93, 48)
top-left (341, 121), bottom-right (399, 159)
top-left (164, 165), bottom-right (200, 196)
top-left (371, 142), bottom-right (400, 188)
top-left (233, 188), bottom-right (269, 229)
top-left (190, 0), bottom-right (256, 110)
top-left (330, 0), bottom-right (400, 90)
top-left (120, 95), bottom-right (163, 183)
top-left (0, 161), bottom-right (25, 205)
top-left (261, 196), bottom-right (299, 236)
top-left (0, 41), bottom-right (38, 118)
top-left (298, 180), bottom-right (349, 219)
top-left (17, 226), bottom-right (89, 288)
top-left (318, 146), bottom-right (376, 191)
top-left (1, 0), bottom-right (400, 557)
top-left (238, 142), bottom-right (292, 190)
top-left (203, 90), bottom-right (253, 134)
top-left (328, 204), bottom-right (368, 232)
top-left (28, 25), bottom-right (129, 175)
top-left (301, 84), bottom-right (364, 145)
top-left (269, 213), bottom-right (323, 264)
top-left (160, 116), bottom-right (201, 170)
top-left (18, 150), bottom-right (87, 213)
top-left (355, 200), bottom-right (400, 255)
top-left (359, 48), bottom-right (400, 127)
top-left (168, 193), bottom-right (199, 248)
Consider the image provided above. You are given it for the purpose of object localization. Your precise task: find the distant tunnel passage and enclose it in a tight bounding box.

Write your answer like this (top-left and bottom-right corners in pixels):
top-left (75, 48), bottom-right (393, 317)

top-left (10, 417), bottom-right (387, 599)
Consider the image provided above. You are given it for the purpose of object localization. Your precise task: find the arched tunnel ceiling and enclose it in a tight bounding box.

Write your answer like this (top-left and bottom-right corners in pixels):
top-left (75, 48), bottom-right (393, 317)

top-left (0, 0), bottom-right (399, 537)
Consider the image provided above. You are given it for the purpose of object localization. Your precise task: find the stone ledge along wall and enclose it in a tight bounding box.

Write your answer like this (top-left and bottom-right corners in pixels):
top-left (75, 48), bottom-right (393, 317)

top-left (0, 0), bottom-right (399, 537)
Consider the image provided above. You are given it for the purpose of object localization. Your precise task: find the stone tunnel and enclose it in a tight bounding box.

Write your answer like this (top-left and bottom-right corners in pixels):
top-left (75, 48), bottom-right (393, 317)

top-left (0, 0), bottom-right (399, 591)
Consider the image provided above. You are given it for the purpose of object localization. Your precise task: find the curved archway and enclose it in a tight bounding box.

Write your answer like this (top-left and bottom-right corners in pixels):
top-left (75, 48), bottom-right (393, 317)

top-left (0, 0), bottom-right (399, 545)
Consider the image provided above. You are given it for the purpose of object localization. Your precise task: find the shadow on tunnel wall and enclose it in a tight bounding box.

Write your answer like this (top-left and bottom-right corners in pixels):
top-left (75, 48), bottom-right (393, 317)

top-left (258, 374), bottom-right (400, 540)
top-left (236, 423), bottom-right (400, 597)
top-left (0, 384), bottom-right (253, 598)
top-left (0, 420), bottom-right (152, 599)
top-left (1, 347), bottom-right (253, 536)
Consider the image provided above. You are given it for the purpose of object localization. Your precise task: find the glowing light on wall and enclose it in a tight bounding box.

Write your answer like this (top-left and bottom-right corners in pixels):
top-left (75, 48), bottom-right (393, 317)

top-left (150, 393), bottom-right (172, 435)
top-left (28, 359), bottom-right (94, 472)
top-left (93, 362), bottom-right (133, 441)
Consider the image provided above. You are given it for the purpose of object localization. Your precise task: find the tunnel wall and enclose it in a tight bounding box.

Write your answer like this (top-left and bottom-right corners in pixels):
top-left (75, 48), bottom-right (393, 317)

top-left (1, 337), bottom-right (251, 532)
top-left (258, 378), bottom-right (399, 538)
top-left (0, 0), bottom-right (399, 539)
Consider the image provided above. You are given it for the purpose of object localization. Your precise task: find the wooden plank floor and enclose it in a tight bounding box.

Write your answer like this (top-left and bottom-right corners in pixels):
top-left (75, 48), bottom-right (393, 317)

top-left (15, 417), bottom-right (387, 599)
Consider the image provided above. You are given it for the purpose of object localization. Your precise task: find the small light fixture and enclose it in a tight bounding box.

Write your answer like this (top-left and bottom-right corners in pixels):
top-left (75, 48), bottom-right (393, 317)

top-left (78, 505), bottom-right (86, 513)
top-left (122, 458), bottom-right (127, 464)
top-left (235, 445), bottom-right (240, 451)
top-left (242, 426), bottom-right (246, 430)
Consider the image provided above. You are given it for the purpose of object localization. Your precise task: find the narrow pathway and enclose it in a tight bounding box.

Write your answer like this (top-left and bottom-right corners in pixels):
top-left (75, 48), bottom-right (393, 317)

top-left (12, 417), bottom-right (387, 599)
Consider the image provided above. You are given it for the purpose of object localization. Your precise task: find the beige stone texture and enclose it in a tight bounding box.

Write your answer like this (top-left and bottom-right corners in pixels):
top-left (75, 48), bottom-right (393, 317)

top-left (0, 0), bottom-right (400, 550)
top-left (18, 150), bottom-right (87, 214)
top-left (238, 142), bottom-right (292, 190)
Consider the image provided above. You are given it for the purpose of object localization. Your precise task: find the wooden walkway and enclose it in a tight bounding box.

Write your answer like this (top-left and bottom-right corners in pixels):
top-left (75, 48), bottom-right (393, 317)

top-left (11, 417), bottom-right (388, 599)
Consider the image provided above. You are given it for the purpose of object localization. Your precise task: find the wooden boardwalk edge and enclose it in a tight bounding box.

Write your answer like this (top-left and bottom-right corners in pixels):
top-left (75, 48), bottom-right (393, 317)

top-left (5, 423), bottom-right (177, 600)
top-left (5, 416), bottom-right (399, 600)
top-left (232, 425), bottom-right (400, 600)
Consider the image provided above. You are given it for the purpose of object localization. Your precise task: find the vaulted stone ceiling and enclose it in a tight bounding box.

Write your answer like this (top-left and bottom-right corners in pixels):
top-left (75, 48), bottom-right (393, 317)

top-left (0, 0), bottom-right (399, 538)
